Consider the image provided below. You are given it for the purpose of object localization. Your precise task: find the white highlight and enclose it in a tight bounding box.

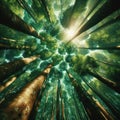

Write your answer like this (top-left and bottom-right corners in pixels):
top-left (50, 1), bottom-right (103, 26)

top-left (64, 28), bottom-right (76, 41)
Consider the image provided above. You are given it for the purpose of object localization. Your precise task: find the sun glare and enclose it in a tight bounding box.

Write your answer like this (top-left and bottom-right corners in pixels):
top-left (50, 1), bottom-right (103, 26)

top-left (63, 27), bottom-right (76, 41)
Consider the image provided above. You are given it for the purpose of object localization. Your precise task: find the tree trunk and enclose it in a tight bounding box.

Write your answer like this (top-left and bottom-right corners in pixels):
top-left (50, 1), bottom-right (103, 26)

top-left (88, 69), bottom-right (120, 93)
top-left (0, 1), bottom-right (43, 40)
top-left (17, 0), bottom-right (37, 22)
top-left (68, 73), bottom-right (114, 120)
top-left (38, 0), bottom-right (51, 22)
top-left (76, 0), bottom-right (120, 37)
top-left (0, 65), bottom-right (51, 120)
top-left (0, 56), bottom-right (38, 82)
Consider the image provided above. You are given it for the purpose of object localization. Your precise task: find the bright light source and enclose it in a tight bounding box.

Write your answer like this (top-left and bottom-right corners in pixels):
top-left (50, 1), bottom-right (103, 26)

top-left (66, 29), bottom-right (75, 38)
top-left (63, 28), bottom-right (76, 41)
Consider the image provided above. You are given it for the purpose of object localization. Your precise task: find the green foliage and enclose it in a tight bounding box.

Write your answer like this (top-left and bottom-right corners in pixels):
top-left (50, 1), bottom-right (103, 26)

top-left (88, 21), bottom-right (120, 47)
top-left (40, 49), bottom-right (52, 60)
top-left (52, 54), bottom-right (63, 66)
top-left (0, 0), bottom-right (120, 120)
top-left (3, 0), bottom-right (24, 17)
top-left (71, 54), bottom-right (84, 73)
top-left (59, 61), bottom-right (67, 70)
top-left (0, 25), bottom-right (27, 40)
top-left (71, 55), bottom-right (99, 74)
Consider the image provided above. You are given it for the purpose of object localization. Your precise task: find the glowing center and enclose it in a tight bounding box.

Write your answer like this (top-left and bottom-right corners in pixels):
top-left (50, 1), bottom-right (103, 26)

top-left (64, 28), bottom-right (76, 41)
